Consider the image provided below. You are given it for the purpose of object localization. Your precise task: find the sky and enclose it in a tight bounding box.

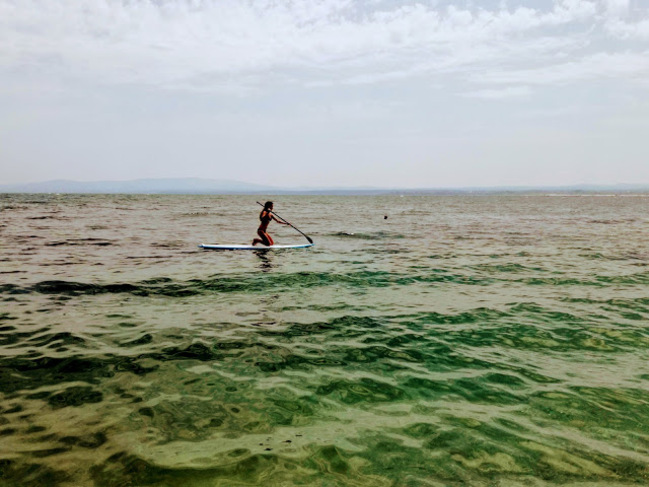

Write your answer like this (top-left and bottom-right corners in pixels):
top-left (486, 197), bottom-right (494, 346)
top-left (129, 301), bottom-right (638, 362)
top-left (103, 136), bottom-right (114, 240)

top-left (1, 0), bottom-right (648, 189)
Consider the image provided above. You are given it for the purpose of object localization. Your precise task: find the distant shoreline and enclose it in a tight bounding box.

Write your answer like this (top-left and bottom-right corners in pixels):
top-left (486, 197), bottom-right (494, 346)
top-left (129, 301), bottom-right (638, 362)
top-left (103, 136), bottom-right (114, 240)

top-left (1, 178), bottom-right (648, 196)
top-left (3, 190), bottom-right (649, 197)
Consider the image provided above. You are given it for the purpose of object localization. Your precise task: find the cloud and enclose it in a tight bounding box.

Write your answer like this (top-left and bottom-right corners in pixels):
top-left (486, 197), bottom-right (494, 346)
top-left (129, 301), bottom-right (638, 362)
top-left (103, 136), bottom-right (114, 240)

top-left (601, 0), bottom-right (629, 18)
top-left (463, 86), bottom-right (533, 99)
top-left (472, 51), bottom-right (649, 86)
top-left (605, 17), bottom-right (649, 39)
top-left (0, 0), bottom-right (647, 93)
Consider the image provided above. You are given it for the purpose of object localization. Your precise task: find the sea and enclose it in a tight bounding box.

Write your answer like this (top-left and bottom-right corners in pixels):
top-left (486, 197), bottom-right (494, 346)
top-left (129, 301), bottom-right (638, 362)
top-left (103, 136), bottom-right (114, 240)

top-left (1, 193), bottom-right (648, 487)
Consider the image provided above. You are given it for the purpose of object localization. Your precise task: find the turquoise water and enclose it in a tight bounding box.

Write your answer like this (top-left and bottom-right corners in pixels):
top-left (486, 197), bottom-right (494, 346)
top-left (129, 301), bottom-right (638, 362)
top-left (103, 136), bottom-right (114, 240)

top-left (1, 194), bottom-right (649, 486)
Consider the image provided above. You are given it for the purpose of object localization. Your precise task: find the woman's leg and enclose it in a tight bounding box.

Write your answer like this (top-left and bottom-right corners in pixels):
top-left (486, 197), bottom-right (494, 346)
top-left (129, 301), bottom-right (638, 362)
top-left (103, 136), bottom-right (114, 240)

top-left (253, 229), bottom-right (273, 246)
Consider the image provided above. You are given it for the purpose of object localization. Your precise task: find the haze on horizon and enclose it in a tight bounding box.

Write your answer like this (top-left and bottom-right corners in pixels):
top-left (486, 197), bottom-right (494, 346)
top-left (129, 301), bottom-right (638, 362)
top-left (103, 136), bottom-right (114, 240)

top-left (1, 0), bottom-right (648, 189)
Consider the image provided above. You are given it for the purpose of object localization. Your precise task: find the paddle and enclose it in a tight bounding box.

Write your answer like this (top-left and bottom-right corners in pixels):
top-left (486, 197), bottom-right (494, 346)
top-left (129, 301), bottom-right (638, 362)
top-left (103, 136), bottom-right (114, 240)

top-left (256, 202), bottom-right (314, 244)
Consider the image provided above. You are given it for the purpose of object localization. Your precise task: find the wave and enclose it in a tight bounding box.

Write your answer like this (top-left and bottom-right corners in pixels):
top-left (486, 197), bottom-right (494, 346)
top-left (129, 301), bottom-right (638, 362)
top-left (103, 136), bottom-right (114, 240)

top-left (4, 269), bottom-right (649, 300)
top-left (328, 231), bottom-right (406, 240)
top-left (44, 238), bottom-right (114, 247)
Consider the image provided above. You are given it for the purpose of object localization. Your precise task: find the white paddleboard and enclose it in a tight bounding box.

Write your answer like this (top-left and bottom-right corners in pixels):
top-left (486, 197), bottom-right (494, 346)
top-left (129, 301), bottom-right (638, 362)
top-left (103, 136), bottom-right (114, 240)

top-left (199, 243), bottom-right (313, 250)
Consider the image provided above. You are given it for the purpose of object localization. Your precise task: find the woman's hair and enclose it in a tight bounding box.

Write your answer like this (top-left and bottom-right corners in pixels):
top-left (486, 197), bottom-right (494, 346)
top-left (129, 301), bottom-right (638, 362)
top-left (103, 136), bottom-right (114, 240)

top-left (264, 201), bottom-right (273, 210)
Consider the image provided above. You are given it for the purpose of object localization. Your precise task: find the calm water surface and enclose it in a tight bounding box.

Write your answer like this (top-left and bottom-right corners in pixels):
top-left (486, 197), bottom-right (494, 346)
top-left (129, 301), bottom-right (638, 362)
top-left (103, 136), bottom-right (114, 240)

top-left (1, 194), bottom-right (649, 486)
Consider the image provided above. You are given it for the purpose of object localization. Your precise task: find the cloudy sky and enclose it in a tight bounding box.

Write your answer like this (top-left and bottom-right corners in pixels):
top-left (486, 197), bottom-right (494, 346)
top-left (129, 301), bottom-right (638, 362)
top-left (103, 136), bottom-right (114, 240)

top-left (1, 0), bottom-right (648, 188)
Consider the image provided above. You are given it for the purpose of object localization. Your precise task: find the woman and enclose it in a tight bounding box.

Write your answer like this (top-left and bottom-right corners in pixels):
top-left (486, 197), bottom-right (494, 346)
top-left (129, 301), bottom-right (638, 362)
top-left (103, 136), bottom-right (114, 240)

top-left (252, 201), bottom-right (289, 246)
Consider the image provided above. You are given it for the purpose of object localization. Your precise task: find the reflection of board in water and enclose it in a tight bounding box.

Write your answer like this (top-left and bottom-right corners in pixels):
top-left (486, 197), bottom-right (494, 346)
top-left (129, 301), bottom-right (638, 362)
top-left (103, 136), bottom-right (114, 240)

top-left (199, 243), bottom-right (314, 250)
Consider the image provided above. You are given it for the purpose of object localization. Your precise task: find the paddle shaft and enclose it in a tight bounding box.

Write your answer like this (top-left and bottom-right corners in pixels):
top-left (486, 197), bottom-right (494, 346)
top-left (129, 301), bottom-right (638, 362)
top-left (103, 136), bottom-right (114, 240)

top-left (256, 202), bottom-right (313, 244)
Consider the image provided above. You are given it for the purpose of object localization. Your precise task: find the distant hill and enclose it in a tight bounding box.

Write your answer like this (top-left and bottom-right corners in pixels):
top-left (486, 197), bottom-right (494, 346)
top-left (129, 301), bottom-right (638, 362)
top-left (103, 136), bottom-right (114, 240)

top-left (0, 178), bottom-right (648, 195)
top-left (0, 178), bottom-right (277, 194)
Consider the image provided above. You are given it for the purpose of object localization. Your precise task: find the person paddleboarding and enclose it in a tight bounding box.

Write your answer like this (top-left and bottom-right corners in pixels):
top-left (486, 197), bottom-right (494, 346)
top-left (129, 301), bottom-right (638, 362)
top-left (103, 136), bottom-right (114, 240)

top-left (252, 201), bottom-right (289, 246)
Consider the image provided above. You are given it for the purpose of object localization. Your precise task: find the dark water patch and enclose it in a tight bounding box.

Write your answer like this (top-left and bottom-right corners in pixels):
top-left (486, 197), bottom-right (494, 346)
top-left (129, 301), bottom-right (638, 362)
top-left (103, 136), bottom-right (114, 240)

top-left (125, 255), bottom-right (176, 260)
top-left (411, 307), bottom-right (512, 326)
top-left (59, 431), bottom-right (107, 448)
top-left (562, 296), bottom-right (649, 311)
top-left (119, 334), bottom-right (153, 347)
top-left (47, 386), bottom-right (103, 408)
top-left (482, 372), bottom-right (527, 387)
top-left (139, 406), bottom-right (154, 417)
top-left (90, 450), bottom-right (318, 487)
top-left (391, 271), bottom-right (493, 286)
top-left (395, 303), bottom-right (649, 354)
top-left (44, 238), bottom-right (114, 247)
top-left (523, 276), bottom-right (602, 286)
top-left (261, 315), bottom-right (385, 340)
top-left (352, 431), bottom-right (471, 482)
top-left (0, 459), bottom-right (69, 487)
top-left (71, 339), bottom-right (281, 372)
top-left (259, 313), bottom-right (507, 372)
top-left (401, 377), bottom-right (457, 400)
top-left (152, 342), bottom-right (225, 362)
top-left (30, 279), bottom-right (196, 297)
top-left (315, 377), bottom-right (408, 404)
top-left (623, 251), bottom-right (649, 261)
top-left (255, 353), bottom-right (345, 372)
top-left (0, 284), bottom-right (30, 295)
top-left (140, 277), bottom-right (173, 285)
top-left (470, 263), bottom-right (547, 273)
top-left (268, 398), bottom-right (316, 426)
top-left (117, 322), bottom-right (139, 328)
top-left (343, 344), bottom-right (425, 365)
top-left (405, 415), bottom-right (639, 482)
top-left (444, 323), bottom-right (594, 353)
top-left (113, 358), bottom-right (159, 376)
top-left (304, 444), bottom-right (351, 475)
top-left (510, 302), bottom-right (598, 325)
top-left (26, 391), bottom-right (52, 400)
top-left (26, 332), bottom-right (87, 349)
top-left (3, 405), bottom-right (23, 414)
top-left (0, 356), bottom-right (116, 394)
top-left (589, 298), bottom-right (649, 319)
top-left (151, 241), bottom-right (185, 249)
top-left (0, 324), bottom-right (46, 347)
top-left (450, 377), bottom-right (525, 405)
top-left (597, 271), bottom-right (649, 285)
top-left (29, 447), bottom-right (71, 458)
top-left (402, 374), bottom-right (525, 404)
top-left (15, 235), bottom-right (44, 240)
top-left (580, 252), bottom-right (629, 261)
top-left (132, 400), bottom-right (260, 443)
top-left (31, 280), bottom-right (141, 296)
top-left (588, 219), bottom-right (632, 224)
top-left (402, 421), bottom-right (439, 439)
top-left (0, 428), bottom-right (17, 437)
top-left (529, 387), bottom-right (649, 442)
top-left (4, 269), bottom-right (496, 300)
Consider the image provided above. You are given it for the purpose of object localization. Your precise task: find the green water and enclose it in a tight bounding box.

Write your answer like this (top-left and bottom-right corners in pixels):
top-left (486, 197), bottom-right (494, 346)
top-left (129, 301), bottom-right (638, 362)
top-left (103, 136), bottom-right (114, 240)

top-left (1, 194), bottom-right (648, 486)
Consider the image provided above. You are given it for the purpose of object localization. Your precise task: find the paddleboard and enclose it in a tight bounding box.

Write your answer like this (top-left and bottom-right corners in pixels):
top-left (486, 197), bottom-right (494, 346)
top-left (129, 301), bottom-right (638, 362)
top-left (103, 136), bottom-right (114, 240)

top-left (199, 243), bottom-right (314, 250)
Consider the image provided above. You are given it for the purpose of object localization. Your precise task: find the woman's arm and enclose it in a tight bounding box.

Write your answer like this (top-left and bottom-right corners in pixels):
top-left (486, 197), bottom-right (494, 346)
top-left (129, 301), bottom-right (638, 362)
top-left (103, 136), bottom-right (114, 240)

top-left (272, 215), bottom-right (290, 225)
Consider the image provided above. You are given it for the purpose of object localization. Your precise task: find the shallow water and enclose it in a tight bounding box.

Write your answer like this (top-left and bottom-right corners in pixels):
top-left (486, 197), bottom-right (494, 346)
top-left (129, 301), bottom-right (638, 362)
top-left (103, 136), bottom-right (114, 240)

top-left (1, 193), bottom-right (649, 486)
